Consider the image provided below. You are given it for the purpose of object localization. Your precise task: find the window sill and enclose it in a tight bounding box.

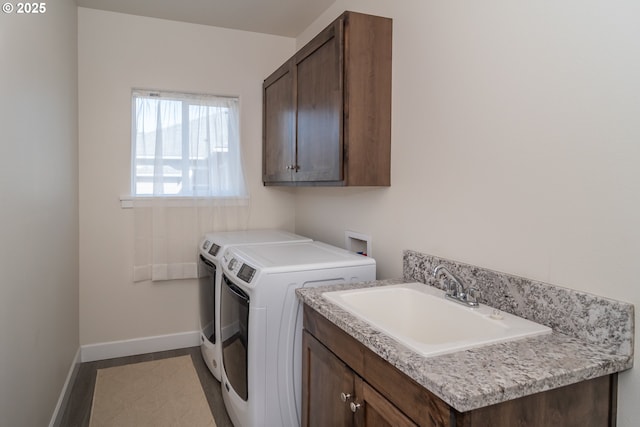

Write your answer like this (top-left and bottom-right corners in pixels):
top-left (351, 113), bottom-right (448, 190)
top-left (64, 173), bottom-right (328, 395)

top-left (119, 195), bottom-right (249, 209)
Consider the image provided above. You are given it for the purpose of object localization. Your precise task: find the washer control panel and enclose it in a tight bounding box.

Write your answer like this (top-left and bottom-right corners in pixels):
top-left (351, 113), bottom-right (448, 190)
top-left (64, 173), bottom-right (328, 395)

top-left (237, 264), bottom-right (256, 283)
top-left (208, 243), bottom-right (221, 256)
top-left (223, 250), bottom-right (257, 284)
top-left (200, 239), bottom-right (221, 260)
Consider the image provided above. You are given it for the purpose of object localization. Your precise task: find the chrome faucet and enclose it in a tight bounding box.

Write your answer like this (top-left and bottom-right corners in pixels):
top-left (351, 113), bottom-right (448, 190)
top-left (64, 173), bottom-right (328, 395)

top-left (432, 265), bottom-right (479, 307)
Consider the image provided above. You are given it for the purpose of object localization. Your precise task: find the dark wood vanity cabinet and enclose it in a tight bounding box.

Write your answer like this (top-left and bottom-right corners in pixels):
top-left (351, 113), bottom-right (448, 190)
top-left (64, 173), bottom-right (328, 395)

top-left (302, 306), bottom-right (450, 427)
top-left (262, 11), bottom-right (392, 186)
top-left (303, 330), bottom-right (417, 427)
top-left (302, 305), bottom-right (618, 427)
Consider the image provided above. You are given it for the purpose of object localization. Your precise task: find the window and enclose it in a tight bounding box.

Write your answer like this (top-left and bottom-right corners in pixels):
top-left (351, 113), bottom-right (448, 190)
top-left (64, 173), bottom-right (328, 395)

top-left (132, 89), bottom-right (246, 198)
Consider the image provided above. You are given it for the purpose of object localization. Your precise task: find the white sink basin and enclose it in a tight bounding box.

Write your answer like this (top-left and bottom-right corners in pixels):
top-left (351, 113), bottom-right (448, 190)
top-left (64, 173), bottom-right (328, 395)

top-left (323, 282), bottom-right (552, 357)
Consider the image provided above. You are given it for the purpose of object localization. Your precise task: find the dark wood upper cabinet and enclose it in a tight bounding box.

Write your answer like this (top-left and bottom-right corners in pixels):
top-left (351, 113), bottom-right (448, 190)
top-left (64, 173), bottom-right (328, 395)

top-left (262, 11), bottom-right (392, 186)
top-left (263, 61), bottom-right (295, 183)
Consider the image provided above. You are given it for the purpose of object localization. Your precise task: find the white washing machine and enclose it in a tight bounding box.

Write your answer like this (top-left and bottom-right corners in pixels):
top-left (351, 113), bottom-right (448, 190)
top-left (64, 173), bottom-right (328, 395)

top-left (219, 241), bottom-right (376, 427)
top-left (198, 230), bottom-right (312, 381)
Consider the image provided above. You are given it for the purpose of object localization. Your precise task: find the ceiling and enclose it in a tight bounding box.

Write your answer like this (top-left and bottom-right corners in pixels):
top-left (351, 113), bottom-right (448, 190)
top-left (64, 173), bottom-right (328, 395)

top-left (76, 0), bottom-right (336, 37)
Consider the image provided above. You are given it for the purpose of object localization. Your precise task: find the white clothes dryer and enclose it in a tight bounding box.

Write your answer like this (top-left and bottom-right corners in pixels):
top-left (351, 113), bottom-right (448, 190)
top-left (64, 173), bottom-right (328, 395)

top-left (197, 230), bottom-right (311, 381)
top-left (219, 241), bottom-right (376, 427)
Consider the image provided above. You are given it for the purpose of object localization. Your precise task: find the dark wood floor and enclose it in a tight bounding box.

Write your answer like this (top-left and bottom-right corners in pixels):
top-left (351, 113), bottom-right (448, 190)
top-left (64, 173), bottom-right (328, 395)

top-left (59, 346), bottom-right (233, 427)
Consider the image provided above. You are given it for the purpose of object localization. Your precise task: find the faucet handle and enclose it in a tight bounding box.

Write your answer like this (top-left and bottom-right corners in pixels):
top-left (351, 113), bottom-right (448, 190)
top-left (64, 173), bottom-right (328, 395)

top-left (444, 279), bottom-right (460, 297)
top-left (466, 287), bottom-right (480, 305)
top-left (434, 265), bottom-right (465, 297)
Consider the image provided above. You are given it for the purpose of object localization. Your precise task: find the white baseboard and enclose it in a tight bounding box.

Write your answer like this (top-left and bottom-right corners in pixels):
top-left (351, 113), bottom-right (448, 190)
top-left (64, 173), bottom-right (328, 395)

top-left (49, 347), bottom-right (81, 427)
top-left (80, 331), bottom-right (201, 363)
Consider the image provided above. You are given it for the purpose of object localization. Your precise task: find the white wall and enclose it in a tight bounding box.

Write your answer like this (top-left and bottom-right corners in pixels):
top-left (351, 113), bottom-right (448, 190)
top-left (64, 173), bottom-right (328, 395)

top-left (0, 1), bottom-right (79, 425)
top-left (293, 1), bottom-right (640, 425)
top-left (78, 8), bottom-right (296, 345)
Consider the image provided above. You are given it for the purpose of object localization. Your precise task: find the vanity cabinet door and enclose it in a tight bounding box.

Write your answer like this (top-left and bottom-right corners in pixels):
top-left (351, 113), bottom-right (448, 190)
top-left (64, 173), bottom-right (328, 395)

top-left (303, 329), bottom-right (418, 427)
top-left (353, 376), bottom-right (418, 427)
top-left (302, 330), bottom-right (354, 427)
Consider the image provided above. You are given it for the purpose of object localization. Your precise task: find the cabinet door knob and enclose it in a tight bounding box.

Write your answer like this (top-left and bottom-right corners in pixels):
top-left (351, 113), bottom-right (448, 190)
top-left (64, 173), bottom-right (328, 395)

top-left (340, 392), bottom-right (352, 402)
top-left (350, 402), bottom-right (361, 413)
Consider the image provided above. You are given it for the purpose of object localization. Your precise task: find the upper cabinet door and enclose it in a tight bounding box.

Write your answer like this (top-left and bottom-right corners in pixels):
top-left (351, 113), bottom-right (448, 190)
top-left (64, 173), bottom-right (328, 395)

top-left (295, 19), bottom-right (344, 183)
top-left (263, 60), bottom-right (295, 183)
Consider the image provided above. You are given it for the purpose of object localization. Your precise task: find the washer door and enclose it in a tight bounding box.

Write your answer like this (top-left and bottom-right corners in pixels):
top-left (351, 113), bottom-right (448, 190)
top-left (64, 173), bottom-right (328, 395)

top-left (198, 255), bottom-right (216, 343)
top-left (221, 274), bottom-right (250, 401)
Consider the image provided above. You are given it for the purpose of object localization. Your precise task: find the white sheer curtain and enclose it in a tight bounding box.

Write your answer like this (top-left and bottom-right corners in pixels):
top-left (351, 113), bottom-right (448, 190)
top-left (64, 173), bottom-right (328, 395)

top-left (131, 90), bottom-right (250, 282)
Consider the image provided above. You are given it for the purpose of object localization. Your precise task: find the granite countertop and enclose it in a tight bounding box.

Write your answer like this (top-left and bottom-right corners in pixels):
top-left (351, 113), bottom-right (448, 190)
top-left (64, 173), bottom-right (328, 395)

top-left (296, 278), bottom-right (634, 413)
